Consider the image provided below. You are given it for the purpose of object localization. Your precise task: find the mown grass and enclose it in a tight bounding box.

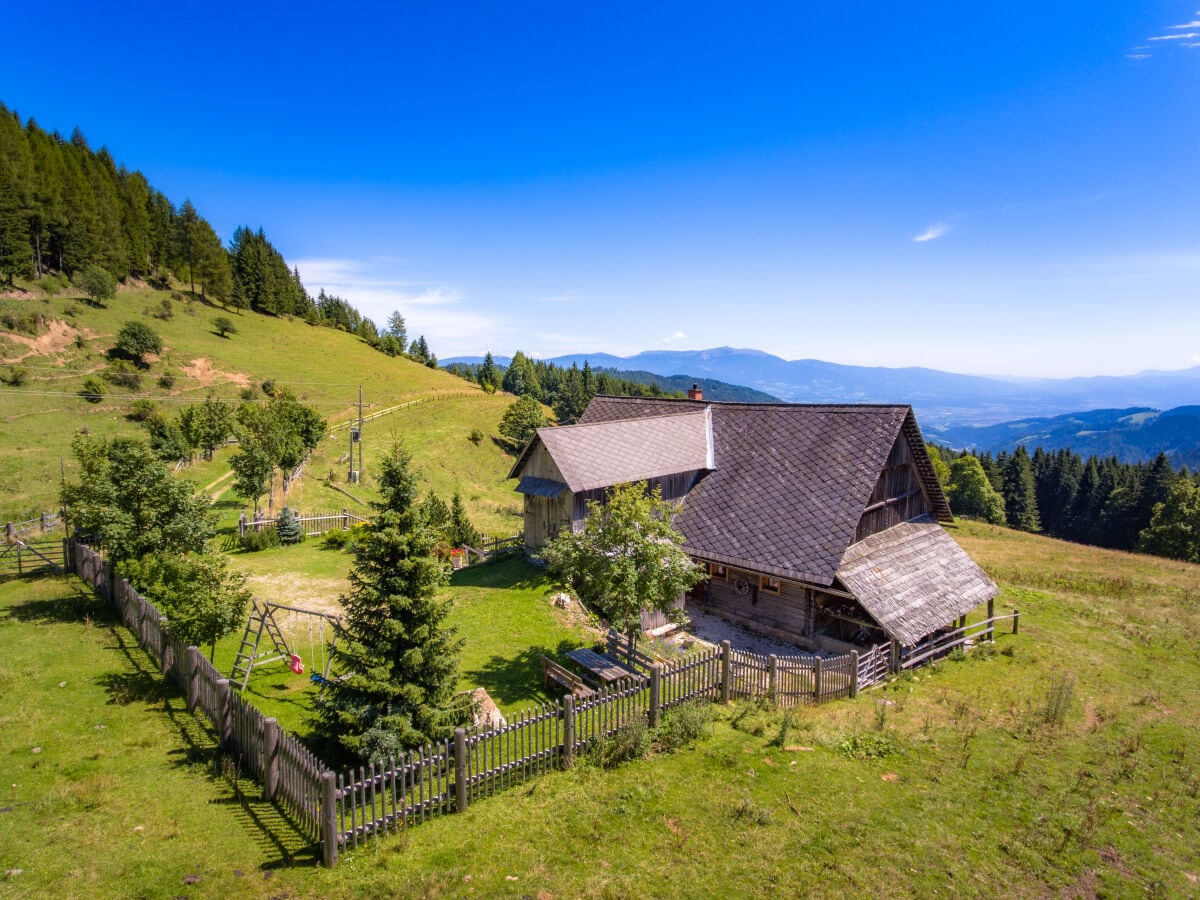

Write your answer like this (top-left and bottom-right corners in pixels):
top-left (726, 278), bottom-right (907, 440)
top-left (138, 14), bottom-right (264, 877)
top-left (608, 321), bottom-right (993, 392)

top-left (5, 522), bottom-right (1200, 897)
top-left (0, 289), bottom-right (526, 533)
top-left (208, 552), bottom-right (596, 734)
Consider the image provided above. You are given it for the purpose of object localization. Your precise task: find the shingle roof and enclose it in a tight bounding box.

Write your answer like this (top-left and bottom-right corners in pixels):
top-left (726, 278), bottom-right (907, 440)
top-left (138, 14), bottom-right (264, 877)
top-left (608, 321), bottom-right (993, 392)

top-left (577, 396), bottom-right (951, 585)
top-left (836, 520), bottom-right (999, 645)
top-left (511, 409), bottom-right (713, 493)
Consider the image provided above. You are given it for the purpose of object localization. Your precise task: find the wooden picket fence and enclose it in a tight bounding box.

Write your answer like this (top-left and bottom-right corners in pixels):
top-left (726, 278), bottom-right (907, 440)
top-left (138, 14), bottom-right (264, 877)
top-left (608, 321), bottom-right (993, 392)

top-left (67, 542), bottom-right (333, 856)
top-left (63, 538), bottom-right (1021, 867)
top-left (238, 509), bottom-right (371, 537)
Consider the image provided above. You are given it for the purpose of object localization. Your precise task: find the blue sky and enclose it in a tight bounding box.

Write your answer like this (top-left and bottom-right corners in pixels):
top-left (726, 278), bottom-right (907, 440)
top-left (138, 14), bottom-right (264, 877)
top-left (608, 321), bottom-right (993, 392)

top-left (5, 2), bottom-right (1198, 377)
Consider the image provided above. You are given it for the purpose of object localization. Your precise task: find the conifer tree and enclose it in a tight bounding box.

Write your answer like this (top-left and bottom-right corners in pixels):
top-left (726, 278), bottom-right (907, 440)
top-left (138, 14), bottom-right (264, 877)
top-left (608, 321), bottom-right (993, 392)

top-left (1001, 446), bottom-right (1041, 532)
top-left (448, 493), bottom-right (480, 548)
top-left (276, 506), bottom-right (304, 544)
top-left (317, 442), bottom-right (464, 761)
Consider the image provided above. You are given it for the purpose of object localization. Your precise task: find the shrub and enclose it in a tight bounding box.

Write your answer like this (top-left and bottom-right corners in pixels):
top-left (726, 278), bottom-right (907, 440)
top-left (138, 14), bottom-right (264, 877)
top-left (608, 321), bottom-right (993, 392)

top-left (276, 507), bottom-right (305, 544)
top-left (1, 311), bottom-right (42, 335)
top-left (151, 297), bottom-right (174, 320)
top-left (113, 320), bottom-right (162, 364)
top-left (468, 427), bottom-right (485, 445)
top-left (212, 316), bottom-right (236, 338)
top-left (656, 702), bottom-right (713, 751)
top-left (126, 399), bottom-right (159, 422)
top-left (321, 528), bottom-right (351, 550)
top-left (3, 367), bottom-right (28, 387)
top-left (239, 527), bottom-right (281, 552)
top-left (80, 377), bottom-right (107, 402)
top-left (157, 373), bottom-right (176, 389)
top-left (102, 359), bottom-right (142, 390)
top-left (589, 718), bottom-right (651, 768)
top-left (261, 379), bottom-right (276, 397)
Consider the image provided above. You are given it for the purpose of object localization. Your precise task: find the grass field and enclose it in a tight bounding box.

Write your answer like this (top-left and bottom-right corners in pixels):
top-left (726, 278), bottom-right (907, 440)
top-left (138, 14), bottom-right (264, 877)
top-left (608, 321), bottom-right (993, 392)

top-left (209, 551), bottom-right (598, 736)
top-left (0, 289), bottom-right (528, 533)
top-left (4, 521), bottom-right (1200, 897)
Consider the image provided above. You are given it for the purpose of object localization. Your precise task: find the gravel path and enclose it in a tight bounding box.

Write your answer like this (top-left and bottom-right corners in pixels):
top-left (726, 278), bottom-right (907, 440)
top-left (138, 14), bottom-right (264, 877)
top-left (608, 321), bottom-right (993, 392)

top-left (668, 607), bottom-right (827, 658)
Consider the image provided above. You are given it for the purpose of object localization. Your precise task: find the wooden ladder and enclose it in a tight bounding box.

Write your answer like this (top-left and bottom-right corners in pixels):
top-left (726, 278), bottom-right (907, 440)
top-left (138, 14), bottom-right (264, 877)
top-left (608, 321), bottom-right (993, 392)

top-left (230, 599), bottom-right (291, 689)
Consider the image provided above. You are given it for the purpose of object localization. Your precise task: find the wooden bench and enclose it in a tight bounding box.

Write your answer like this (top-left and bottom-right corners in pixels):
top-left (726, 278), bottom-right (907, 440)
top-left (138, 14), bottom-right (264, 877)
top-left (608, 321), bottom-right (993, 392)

top-left (541, 655), bottom-right (594, 697)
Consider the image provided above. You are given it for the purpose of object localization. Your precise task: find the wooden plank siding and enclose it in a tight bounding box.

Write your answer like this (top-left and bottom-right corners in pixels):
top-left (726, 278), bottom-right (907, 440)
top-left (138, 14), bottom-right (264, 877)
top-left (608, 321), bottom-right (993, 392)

top-left (853, 431), bottom-right (933, 542)
top-left (519, 443), bottom-right (572, 549)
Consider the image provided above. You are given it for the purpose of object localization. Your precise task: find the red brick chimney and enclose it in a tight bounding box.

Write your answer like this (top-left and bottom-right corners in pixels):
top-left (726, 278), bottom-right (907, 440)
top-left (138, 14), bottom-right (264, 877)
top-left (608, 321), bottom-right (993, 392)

top-left (688, 383), bottom-right (703, 401)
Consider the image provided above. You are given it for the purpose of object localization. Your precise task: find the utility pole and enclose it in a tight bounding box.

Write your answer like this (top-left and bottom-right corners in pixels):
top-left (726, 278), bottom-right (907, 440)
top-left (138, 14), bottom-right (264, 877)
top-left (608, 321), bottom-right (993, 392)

top-left (358, 385), bottom-right (364, 482)
top-left (348, 386), bottom-right (363, 484)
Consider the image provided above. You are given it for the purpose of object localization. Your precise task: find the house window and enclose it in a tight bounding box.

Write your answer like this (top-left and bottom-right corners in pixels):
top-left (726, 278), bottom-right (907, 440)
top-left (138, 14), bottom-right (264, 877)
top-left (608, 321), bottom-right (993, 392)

top-left (759, 575), bottom-right (781, 596)
top-left (708, 562), bottom-right (727, 581)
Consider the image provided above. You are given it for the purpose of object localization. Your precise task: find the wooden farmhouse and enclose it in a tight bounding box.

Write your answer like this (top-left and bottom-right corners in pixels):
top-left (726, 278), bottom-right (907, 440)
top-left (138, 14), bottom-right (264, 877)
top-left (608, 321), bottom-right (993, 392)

top-left (509, 390), bottom-right (999, 653)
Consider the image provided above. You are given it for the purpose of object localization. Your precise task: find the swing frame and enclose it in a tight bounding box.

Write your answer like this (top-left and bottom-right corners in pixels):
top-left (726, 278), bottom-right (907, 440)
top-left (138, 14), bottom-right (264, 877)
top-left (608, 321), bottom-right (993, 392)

top-left (231, 600), bottom-right (342, 691)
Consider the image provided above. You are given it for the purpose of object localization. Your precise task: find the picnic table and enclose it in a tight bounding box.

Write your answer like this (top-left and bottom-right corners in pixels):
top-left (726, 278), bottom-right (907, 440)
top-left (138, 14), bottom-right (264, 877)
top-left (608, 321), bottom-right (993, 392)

top-left (566, 648), bottom-right (643, 685)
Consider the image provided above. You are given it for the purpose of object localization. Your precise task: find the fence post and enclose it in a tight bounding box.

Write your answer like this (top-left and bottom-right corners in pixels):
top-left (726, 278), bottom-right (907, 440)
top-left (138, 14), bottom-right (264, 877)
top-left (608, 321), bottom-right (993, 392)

top-left (238, 512), bottom-right (246, 537)
top-left (186, 646), bottom-right (200, 714)
top-left (890, 639), bottom-right (902, 674)
top-left (649, 664), bottom-right (662, 728)
top-left (1012, 608), bottom-right (1019, 635)
top-left (454, 727), bottom-right (468, 813)
top-left (849, 650), bottom-right (859, 698)
top-left (720, 640), bottom-right (732, 704)
top-left (263, 717), bottom-right (280, 800)
top-left (217, 678), bottom-right (233, 750)
top-left (322, 771), bottom-right (339, 868)
top-left (159, 624), bottom-right (171, 677)
top-left (562, 695), bottom-right (575, 768)
top-left (4, 522), bottom-right (12, 545)
top-left (986, 597), bottom-right (995, 642)
top-left (768, 654), bottom-right (778, 704)
top-left (813, 655), bottom-right (823, 703)
top-left (342, 508), bottom-right (349, 530)
top-left (40, 512), bottom-right (48, 533)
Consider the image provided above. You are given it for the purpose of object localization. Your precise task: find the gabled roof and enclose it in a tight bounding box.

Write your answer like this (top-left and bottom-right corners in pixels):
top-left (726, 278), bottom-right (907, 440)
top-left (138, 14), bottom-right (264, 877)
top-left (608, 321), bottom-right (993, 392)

top-left (836, 520), bottom-right (999, 645)
top-left (509, 408), bottom-right (713, 494)
top-left (576, 396), bottom-right (952, 586)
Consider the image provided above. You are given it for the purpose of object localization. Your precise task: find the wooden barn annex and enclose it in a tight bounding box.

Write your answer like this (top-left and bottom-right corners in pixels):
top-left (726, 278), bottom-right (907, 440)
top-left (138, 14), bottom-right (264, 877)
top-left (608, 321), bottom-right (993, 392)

top-left (509, 390), bottom-right (999, 654)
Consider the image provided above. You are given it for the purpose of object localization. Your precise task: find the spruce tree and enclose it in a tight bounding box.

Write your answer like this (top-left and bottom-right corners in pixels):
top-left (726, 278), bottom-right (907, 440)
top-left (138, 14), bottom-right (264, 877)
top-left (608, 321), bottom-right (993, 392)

top-left (276, 506), bottom-right (304, 544)
top-left (1001, 446), bottom-right (1042, 532)
top-left (448, 493), bottom-right (480, 548)
top-left (317, 442), bottom-right (464, 762)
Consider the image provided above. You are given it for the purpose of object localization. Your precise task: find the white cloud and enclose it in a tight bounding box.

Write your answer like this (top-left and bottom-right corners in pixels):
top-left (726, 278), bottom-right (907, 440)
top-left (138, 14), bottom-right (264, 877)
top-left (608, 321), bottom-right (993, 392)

top-left (912, 222), bottom-right (949, 243)
top-left (656, 331), bottom-right (686, 346)
top-left (1126, 53), bottom-right (1151, 59)
top-left (1168, 20), bottom-right (1200, 27)
top-left (1148, 32), bottom-right (1198, 40)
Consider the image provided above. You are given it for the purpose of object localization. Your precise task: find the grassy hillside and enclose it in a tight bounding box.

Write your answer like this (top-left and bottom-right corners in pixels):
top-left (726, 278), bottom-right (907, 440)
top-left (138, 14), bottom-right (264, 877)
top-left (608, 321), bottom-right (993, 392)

top-left (3, 521), bottom-right (1199, 897)
top-left (0, 288), bottom-right (525, 534)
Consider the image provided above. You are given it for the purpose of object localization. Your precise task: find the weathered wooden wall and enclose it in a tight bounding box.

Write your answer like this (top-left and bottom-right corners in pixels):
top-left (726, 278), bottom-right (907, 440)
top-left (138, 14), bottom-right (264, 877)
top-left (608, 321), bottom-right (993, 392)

top-left (853, 432), bottom-right (931, 542)
top-left (520, 443), bottom-right (572, 549)
top-left (570, 469), bottom-right (704, 531)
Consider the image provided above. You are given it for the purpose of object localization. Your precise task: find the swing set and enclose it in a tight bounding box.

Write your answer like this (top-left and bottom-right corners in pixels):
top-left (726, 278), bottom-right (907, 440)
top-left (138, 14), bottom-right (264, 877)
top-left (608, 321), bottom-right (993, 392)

top-left (230, 599), bottom-right (344, 694)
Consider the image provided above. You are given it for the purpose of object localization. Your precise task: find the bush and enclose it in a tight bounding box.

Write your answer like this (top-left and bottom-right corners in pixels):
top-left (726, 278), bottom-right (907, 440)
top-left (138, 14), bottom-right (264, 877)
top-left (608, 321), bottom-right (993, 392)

top-left (113, 320), bottom-right (162, 364)
top-left (1, 311), bottom-right (42, 335)
top-left (80, 376), bottom-right (106, 402)
top-left (589, 718), bottom-right (651, 768)
top-left (157, 373), bottom-right (176, 389)
top-left (468, 427), bottom-right (485, 445)
top-left (656, 702), bottom-right (713, 751)
top-left (3, 366), bottom-right (28, 387)
top-left (126, 399), bottom-right (159, 422)
top-left (102, 359), bottom-right (142, 390)
top-left (239, 527), bottom-right (281, 552)
top-left (151, 297), bottom-right (173, 320)
top-left (212, 316), bottom-right (236, 338)
top-left (321, 528), bottom-right (351, 549)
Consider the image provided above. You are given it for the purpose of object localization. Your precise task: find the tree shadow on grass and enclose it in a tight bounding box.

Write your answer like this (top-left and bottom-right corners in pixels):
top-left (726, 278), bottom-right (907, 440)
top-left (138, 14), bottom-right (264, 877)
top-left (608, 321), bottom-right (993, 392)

top-left (464, 639), bottom-right (587, 710)
top-left (450, 555), bottom-right (553, 592)
top-left (3, 583), bottom-right (111, 625)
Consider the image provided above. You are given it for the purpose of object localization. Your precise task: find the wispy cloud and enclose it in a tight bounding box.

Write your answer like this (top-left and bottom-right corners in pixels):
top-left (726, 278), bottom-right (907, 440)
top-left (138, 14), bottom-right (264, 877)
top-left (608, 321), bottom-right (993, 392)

top-left (913, 222), bottom-right (949, 243)
top-left (1149, 32), bottom-right (1198, 40)
top-left (1126, 53), bottom-right (1150, 59)
top-left (1168, 20), bottom-right (1200, 28)
top-left (656, 331), bottom-right (686, 346)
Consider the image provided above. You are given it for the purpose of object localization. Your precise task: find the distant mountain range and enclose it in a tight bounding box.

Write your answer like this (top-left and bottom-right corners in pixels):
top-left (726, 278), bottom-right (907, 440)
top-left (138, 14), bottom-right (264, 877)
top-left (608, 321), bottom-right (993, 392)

top-left (444, 347), bottom-right (1200, 428)
top-left (936, 406), bottom-right (1200, 468)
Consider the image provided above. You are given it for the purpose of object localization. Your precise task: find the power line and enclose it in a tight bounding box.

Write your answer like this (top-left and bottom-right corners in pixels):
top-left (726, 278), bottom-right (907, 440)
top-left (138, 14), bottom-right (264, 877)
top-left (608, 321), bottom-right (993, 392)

top-left (0, 387), bottom-right (360, 406)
